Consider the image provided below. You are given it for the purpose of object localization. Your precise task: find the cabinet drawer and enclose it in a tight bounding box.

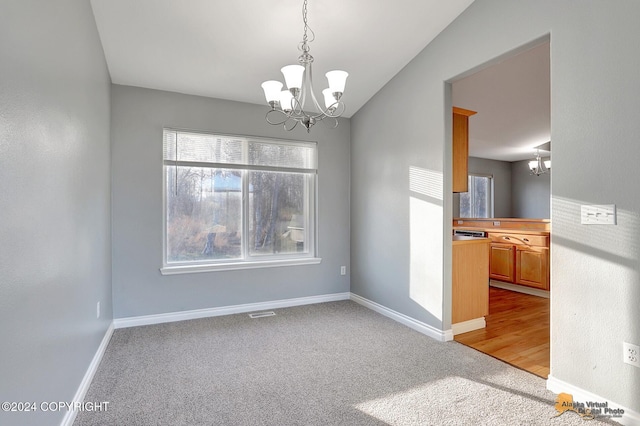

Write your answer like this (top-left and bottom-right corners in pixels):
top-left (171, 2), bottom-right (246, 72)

top-left (488, 233), bottom-right (548, 247)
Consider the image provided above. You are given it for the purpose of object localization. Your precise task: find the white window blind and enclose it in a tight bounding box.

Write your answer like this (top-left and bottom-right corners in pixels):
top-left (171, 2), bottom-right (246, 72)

top-left (163, 131), bottom-right (317, 172)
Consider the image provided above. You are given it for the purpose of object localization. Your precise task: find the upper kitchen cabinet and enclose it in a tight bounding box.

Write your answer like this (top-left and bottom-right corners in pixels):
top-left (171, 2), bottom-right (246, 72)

top-left (452, 107), bottom-right (477, 193)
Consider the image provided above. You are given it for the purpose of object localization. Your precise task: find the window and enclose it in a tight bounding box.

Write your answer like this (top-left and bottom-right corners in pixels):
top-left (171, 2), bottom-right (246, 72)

top-left (162, 130), bottom-right (318, 274)
top-left (459, 174), bottom-right (493, 218)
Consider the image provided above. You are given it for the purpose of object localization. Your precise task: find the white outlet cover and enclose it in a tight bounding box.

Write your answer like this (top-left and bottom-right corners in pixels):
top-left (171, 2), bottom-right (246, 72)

top-left (581, 204), bottom-right (616, 225)
top-left (623, 342), bottom-right (640, 368)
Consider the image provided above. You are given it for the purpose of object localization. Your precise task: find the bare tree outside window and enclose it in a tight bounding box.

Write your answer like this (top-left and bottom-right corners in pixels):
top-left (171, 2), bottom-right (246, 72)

top-left (163, 130), bottom-right (316, 268)
top-left (459, 175), bottom-right (493, 218)
top-left (166, 167), bottom-right (242, 262)
top-left (250, 171), bottom-right (307, 255)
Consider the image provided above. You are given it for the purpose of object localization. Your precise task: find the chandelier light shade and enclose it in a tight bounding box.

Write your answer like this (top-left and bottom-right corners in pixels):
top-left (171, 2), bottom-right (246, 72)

top-left (529, 149), bottom-right (551, 176)
top-left (281, 65), bottom-right (305, 91)
top-left (261, 81), bottom-right (283, 104)
top-left (261, 0), bottom-right (348, 132)
top-left (326, 70), bottom-right (349, 93)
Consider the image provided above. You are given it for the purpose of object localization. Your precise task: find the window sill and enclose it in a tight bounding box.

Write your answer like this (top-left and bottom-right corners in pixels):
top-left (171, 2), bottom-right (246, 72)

top-left (160, 257), bottom-right (322, 275)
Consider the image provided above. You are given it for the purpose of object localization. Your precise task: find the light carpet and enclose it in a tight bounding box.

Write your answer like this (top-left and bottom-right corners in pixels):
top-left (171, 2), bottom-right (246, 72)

top-left (74, 301), bottom-right (619, 425)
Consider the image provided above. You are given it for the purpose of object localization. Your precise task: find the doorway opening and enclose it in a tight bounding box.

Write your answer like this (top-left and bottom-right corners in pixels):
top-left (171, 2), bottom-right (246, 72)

top-left (450, 39), bottom-right (551, 378)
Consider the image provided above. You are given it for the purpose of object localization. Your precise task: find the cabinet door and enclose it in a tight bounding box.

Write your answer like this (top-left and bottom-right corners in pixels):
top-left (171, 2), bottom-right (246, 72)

top-left (516, 246), bottom-right (549, 290)
top-left (452, 107), bottom-right (476, 193)
top-left (489, 243), bottom-right (515, 282)
top-left (452, 112), bottom-right (469, 193)
top-left (452, 241), bottom-right (489, 324)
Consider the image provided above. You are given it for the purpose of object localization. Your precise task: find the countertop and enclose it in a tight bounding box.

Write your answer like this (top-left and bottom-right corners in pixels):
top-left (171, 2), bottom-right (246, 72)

top-left (453, 226), bottom-right (550, 236)
top-left (453, 218), bottom-right (550, 236)
top-left (452, 235), bottom-right (491, 245)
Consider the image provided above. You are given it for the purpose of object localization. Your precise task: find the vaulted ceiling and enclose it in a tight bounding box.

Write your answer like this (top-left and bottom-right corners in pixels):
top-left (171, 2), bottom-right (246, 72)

top-left (90, 0), bottom-right (475, 117)
top-left (90, 1), bottom-right (549, 161)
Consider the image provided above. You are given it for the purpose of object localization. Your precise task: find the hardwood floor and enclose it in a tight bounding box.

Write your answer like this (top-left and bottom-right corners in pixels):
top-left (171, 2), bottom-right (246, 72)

top-left (454, 286), bottom-right (550, 378)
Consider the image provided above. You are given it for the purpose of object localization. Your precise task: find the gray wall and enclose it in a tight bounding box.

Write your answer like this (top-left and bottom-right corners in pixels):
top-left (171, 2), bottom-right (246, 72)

top-left (111, 85), bottom-right (350, 318)
top-left (453, 156), bottom-right (513, 218)
top-left (0, 1), bottom-right (113, 425)
top-left (351, 0), bottom-right (639, 413)
top-left (511, 158), bottom-right (550, 218)
top-left (452, 156), bottom-right (550, 219)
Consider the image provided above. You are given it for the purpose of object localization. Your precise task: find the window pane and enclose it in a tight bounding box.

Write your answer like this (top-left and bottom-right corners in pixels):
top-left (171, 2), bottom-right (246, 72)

top-left (166, 167), bottom-right (242, 262)
top-left (163, 129), bottom-right (317, 269)
top-left (249, 171), bottom-right (308, 255)
top-left (459, 175), bottom-right (492, 218)
top-left (472, 176), bottom-right (489, 217)
top-left (460, 191), bottom-right (471, 217)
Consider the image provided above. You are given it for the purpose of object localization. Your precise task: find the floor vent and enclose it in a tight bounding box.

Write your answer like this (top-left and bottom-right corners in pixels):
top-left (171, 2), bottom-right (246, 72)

top-left (248, 311), bottom-right (276, 319)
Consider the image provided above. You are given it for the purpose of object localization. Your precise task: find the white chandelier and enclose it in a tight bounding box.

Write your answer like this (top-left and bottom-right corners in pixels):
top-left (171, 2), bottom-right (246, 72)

top-left (529, 149), bottom-right (551, 176)
top-left (261, 0), bottom-right (348, 132)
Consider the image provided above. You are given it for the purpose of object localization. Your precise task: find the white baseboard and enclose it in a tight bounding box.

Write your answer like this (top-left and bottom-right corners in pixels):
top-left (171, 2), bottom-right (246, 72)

top-left (451, 317), bottom-right (486, 336)
top-left (60, 323), bottom-right (114, 426)
top-left (349, 293), bottom-right (452, 342)
top-left (547, 375), bottom-right (640, 426)
top-left (442, 328), bottom-right (454, 341)
top-left (490, 280), bottom-right (550, 298)
top-left (113, 292), bottom-right (351, 329)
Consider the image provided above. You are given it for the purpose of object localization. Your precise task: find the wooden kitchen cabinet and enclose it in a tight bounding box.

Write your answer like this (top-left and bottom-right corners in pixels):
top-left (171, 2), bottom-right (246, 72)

top-left (487, 231), bottom-right (550, 291)
top-left (516, 246), bottom-right (549, 290)
top-left (489, 243), bottom-right (515, 282)
top-left (452, 237), bottom-right (489, 325)
top-left (452, 107), bottom-right (477, 193)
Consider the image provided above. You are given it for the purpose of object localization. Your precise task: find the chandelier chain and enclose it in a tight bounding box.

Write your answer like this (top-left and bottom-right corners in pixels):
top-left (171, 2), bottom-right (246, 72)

top-left (300, 0), bottom-right (315, 53)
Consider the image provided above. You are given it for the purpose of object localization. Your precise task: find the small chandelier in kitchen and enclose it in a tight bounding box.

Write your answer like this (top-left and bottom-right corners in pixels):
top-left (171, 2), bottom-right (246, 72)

top-left (529, 149), bottom-right (551, 176)
top-left (260, 0), bottom-right (348, 132)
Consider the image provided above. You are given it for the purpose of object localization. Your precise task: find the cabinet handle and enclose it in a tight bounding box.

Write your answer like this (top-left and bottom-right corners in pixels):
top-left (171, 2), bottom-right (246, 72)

top-left (524, 238), bottom-right (529, 242)
top-left (503, 236), bottom-right (511, 240)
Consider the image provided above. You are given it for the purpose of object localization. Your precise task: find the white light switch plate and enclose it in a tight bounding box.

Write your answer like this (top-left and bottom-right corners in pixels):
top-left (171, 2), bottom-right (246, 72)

top-left (581, 204), bottom-right (616, 225)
